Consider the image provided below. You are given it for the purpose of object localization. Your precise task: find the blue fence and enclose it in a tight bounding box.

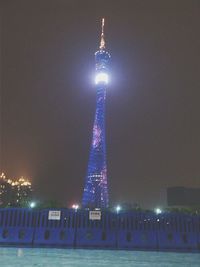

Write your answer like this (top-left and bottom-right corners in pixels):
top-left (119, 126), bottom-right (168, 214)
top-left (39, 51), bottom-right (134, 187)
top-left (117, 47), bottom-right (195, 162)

top-left (0, 208), bottom-right (199, 252)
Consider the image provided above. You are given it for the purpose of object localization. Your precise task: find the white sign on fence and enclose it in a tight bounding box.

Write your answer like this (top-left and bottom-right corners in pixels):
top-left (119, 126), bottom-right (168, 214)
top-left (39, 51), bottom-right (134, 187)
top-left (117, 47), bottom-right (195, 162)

top-left (89, 210), bottom-right (101, 220)
top-left (48, 210), bottom-right (61, 220)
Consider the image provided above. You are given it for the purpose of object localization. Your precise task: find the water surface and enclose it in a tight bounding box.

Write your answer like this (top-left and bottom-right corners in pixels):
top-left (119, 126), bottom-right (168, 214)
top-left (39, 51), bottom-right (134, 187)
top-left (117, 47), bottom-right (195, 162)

top-left (0, 248), bottom-right (200, 267)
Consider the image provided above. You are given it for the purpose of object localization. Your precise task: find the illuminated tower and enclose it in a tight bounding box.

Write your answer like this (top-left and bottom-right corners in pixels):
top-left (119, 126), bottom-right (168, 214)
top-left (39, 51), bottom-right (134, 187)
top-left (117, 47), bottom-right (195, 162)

top-left (82, 19), bottom-right (111, 209)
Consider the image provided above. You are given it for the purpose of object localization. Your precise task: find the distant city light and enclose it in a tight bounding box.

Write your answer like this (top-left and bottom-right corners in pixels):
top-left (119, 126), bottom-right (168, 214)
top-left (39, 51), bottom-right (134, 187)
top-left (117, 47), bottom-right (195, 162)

top-left (0, 172), bottom-right (6, 179)
top-left (30, 202), bottom-right (36, 208)
top-left (95, 72), bottom-right (109, 84)
top-left (0, 174), bottom-right (33, 207)
top-left (115, 205), bottom-right (121, 213)
top-left (72, 204), bottom-right (79, 210)
top-left (155, 208), bottom-right (162, 214)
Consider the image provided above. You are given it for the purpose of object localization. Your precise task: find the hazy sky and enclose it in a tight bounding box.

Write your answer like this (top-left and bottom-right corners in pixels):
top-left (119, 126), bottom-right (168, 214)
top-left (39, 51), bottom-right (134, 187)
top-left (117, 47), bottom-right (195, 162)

top-left (1, 0), bottom-right (200, 208)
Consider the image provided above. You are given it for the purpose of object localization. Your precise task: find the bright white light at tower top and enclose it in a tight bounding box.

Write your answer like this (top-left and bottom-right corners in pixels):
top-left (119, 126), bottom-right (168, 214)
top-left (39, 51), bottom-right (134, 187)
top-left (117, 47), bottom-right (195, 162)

top-left (95, 72), bottom-right (109, 85)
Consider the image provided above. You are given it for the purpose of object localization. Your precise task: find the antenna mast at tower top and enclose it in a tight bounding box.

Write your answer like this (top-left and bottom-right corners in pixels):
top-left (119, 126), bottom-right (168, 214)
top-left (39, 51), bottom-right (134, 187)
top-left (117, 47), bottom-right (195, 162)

top-left (99, 18), bottom-right (105, 50)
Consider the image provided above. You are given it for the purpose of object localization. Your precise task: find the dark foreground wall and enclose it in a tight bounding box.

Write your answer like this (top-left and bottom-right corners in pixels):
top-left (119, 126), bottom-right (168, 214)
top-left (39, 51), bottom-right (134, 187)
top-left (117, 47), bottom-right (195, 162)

top-left (0, 208), bottom-right (200, 252)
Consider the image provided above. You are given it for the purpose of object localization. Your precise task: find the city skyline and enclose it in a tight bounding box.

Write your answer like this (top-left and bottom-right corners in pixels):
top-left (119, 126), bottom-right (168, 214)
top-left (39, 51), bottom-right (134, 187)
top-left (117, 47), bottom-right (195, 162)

top-left (1, 1), bottom-right (200, 208)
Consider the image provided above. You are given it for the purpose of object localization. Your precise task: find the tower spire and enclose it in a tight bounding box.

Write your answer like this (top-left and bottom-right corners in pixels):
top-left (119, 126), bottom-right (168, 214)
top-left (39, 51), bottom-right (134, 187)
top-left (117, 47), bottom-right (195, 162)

top-left (99, 18), bottom-right (105, 50)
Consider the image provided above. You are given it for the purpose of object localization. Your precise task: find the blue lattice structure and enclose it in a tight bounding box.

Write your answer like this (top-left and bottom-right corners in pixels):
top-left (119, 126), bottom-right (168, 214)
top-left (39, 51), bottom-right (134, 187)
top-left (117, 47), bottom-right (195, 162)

top-left (82, 19), bottom-right (111, 209)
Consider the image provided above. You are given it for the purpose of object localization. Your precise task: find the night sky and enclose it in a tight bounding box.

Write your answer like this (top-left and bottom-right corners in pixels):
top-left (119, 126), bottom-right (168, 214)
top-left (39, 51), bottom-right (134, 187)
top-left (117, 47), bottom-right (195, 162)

top-left (1, 0), bottom-right (200, 208)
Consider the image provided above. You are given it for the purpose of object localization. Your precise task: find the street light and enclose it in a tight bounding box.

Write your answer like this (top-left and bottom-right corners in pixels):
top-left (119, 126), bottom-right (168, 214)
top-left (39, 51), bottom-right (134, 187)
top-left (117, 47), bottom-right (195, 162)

top-left (72, 204), bottom-right (79, 211)
top-left (29, 202), bottom-right (36, 208)
top-left (155, 208), bottom-right (162, 215)
top-left (115, 205), bottom-right (121, 213)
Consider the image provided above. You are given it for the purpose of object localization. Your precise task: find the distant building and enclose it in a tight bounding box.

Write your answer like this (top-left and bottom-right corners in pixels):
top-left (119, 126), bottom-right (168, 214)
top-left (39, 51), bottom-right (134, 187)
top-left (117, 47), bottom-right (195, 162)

top-left (0, 173), bottom-right (33, 207)
top-left (0, 173), bottom-right (12, 206)
top-left (167, 186), bottom-right (200, 206)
